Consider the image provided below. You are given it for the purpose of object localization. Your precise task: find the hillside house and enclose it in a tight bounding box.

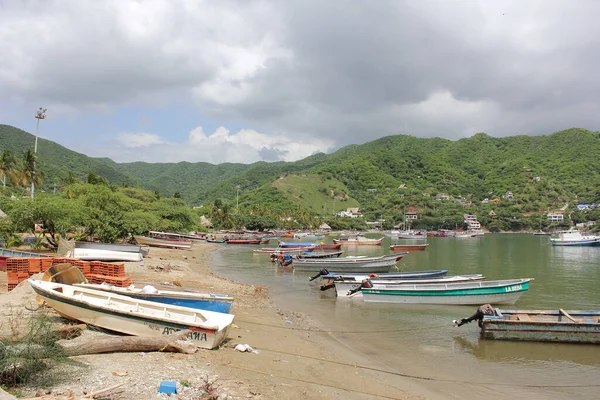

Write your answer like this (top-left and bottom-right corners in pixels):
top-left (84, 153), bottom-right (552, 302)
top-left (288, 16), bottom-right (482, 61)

top-left (489, 210), bottom-right (497, 219)
top-left (436, 193), bottom-right (451, 201)
top-left (547, 212), bottom-right (564, 222)
top-left (405, 211), bottom-right (418, 221)
top-left (481, 198), bottom-right (489, 204)
top-left (463, 214), bottom-right (481, 230)
top-left (337, 207), bottom-right (363, 218)
top-left (503, 191), bottom-right (514, 200)
top-left (490, 198), bottom-right (501, 204)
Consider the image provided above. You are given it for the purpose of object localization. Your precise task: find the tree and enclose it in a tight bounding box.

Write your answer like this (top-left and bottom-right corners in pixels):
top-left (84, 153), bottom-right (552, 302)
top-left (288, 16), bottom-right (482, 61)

top-left (21, 150), bottom-right (43, 192)
top-left (0, 150), bottom-right (19, 188)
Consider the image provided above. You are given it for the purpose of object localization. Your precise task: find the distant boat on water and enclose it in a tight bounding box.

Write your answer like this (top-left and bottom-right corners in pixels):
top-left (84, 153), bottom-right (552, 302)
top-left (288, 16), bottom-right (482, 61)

top-left (550, 230), bottom-right (600, 246)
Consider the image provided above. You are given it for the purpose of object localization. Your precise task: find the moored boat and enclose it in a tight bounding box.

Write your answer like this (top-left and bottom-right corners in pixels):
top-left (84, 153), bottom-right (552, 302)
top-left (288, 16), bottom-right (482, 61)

top-left (454, 306), bottom-right (600, 344)
top-left (75, 282), bottom-right (234, 313)
top-left (337, 274), bottom-right (485, 297)
top-left (360, 278), bottom-right (533, 305)
top-left (297, 250), bottom-right (343, 259)
top-left (333, 236), bottom-right (384, 245)
top-left (291, 252), bottom-right (407, 273)
top-left (550, 230), bottom-right (600, 246)
top-left (29, 280), bottom-right (234, 349)
top-left (225, 238), bottom-right (262, 244)
top-left (390, 243), bottom-right (429, 251)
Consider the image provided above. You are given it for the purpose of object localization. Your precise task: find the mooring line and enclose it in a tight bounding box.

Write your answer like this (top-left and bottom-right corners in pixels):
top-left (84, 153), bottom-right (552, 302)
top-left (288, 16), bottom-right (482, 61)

top-left (234, 318), bottom-right (450, 333)
top-left (226, 345), bottom-right (600, 389)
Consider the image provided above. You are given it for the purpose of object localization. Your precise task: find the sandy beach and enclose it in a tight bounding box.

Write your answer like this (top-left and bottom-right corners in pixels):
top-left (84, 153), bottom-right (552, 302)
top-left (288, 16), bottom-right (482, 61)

top-left (0, 244), bottom-right (441, 399)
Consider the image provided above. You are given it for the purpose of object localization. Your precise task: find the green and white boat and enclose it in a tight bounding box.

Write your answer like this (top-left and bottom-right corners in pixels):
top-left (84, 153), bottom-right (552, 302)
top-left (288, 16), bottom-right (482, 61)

top-left (361, 278), bottom-right (533, 305)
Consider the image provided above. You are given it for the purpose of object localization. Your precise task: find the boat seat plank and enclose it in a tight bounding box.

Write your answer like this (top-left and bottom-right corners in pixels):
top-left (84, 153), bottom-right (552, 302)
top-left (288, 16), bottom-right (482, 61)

top-left (517, 314), bottom-right (530, 321)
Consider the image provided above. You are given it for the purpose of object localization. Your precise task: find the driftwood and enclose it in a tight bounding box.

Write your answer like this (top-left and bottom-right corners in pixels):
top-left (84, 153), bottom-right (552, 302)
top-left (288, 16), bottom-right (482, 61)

top-left (58, 330), bottom-right (197, 356)
top-left (20, 382), bottom-right (125, 399)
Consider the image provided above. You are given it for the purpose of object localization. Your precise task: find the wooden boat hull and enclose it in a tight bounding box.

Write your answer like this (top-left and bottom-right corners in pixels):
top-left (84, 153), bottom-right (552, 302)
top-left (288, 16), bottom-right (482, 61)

top-left (390, 244), bottom-right (429, 251)
top-left (76, 283), bottom-right (234, 313)
top-left (482, 309), bottom-right (600, 344)
top-left (335, 275), bottom-right (485, 297)
top-left (362, 279), bottom-right (532, 305)
top-left (134, 235), bottom-right (192, 249)
top-left (225, 239), bottom-right (262, 244)
top-left (30, 280), bottom-right (233, 349)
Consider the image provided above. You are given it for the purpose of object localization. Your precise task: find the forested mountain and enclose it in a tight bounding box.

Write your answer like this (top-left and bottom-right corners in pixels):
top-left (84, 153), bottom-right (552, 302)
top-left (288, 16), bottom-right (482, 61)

top-left (2, 124), bottom-right (600, 228)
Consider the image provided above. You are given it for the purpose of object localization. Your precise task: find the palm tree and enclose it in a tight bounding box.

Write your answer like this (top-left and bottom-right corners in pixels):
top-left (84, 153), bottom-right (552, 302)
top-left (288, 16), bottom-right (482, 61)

top-left (21, 150), bottom-right (43, 193)
top-left (0, 150), bottom-right (19, 188)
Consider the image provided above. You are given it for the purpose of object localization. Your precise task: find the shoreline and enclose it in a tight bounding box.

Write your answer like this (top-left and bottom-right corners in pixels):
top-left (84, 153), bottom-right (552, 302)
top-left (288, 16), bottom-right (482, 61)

top-left (0, 244), bottom-right (441, 399)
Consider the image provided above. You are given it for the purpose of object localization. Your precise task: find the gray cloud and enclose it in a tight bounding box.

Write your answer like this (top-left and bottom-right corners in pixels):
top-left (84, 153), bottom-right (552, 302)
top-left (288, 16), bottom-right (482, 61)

top-left (1, 0), bottom-right (599, 163)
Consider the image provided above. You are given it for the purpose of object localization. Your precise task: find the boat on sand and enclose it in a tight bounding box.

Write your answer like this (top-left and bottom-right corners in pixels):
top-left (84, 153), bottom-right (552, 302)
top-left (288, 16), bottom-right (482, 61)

top-left (29, 280), bottom-right (233, 349)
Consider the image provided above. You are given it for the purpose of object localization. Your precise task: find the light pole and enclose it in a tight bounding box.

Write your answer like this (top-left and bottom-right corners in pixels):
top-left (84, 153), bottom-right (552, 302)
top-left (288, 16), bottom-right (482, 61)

top-left (236, 185), bottom-right (241, 214)
top-left (32, 107), bottom-right (47, 199)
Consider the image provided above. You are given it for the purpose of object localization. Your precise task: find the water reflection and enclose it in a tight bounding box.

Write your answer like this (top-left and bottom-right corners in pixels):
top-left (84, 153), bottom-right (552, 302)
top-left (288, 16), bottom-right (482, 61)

top-left (453, 336), bottom-right (600, 367)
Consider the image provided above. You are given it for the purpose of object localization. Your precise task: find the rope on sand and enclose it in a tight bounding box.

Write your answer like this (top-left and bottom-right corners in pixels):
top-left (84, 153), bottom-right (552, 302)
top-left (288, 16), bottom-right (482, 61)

top-left (227, 346), bottom-right (600, 389)
top-left (234, 319), bottom-right (450, 333)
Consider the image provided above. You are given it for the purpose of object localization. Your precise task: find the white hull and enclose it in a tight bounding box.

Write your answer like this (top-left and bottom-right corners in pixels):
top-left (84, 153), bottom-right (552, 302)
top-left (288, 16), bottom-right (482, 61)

top-left (69, 248), bottom-right (143, 262)
top-left (29, 280), bottom-right (233, 349)
top-left (362, 291), bottom-right (525, 305)
top-left (292, 253), bottom-right (405, 273)
top-left (335, 275), bottom-right (485, 297)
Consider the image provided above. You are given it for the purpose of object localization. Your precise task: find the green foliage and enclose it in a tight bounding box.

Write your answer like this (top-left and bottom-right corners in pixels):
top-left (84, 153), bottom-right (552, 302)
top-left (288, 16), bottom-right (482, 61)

top-left (0, 311), bottom-right (72, 388)
top-left (2, 124), bottom-right (600, 232)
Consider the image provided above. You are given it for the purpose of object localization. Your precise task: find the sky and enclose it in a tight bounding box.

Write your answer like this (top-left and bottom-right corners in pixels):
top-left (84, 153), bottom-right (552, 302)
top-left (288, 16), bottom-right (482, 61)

top-left (1, 0), bottom-right (599, 165)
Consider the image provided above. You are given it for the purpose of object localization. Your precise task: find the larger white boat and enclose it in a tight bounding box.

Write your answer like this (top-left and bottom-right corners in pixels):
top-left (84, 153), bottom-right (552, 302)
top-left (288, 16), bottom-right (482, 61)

top-left (361, 278), bottom-right (533, 305)
top-left (336, 274), bottom-right (485, 297)
top-left (29, 280), bottom-right (234, 349)
top-left (550, 230), bottom-right (600, 246)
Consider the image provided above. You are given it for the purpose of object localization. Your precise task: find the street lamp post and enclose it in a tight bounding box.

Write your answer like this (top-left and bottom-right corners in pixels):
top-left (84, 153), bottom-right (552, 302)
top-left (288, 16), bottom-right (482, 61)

top-left (32, 107), bottom-right (47, 199)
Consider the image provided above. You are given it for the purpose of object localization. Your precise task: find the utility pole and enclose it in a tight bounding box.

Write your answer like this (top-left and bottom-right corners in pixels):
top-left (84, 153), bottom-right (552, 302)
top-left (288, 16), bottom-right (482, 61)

top-left (236, 185), bottom-right (241, 214)
top-left (32, 107), bottom-right (47, 199)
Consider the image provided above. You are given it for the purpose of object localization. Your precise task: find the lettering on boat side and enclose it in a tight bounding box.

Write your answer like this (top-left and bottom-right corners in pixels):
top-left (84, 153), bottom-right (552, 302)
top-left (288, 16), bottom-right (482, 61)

top-left (505, 284), bottom-right (522, 292)
top-left (146, 323), bottom-right (162, 332)
top-left (162, 326), bottom-right (208, 341)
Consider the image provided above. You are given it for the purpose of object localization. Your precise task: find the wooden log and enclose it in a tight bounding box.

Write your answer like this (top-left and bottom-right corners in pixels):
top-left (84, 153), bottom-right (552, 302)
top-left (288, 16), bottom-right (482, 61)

top-left (58, 330), bottom-right (197, 356)
top-left (559, 308), bottom-right (579, 323)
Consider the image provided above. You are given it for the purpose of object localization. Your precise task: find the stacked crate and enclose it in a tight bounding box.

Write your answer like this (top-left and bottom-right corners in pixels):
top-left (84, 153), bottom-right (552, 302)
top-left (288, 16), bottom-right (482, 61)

top-left (6, 258), bottom-right (36, 291)
top-left (3, 257), bottom-right (132, 292)
top-left (87, 261), bottom-right (131, 287)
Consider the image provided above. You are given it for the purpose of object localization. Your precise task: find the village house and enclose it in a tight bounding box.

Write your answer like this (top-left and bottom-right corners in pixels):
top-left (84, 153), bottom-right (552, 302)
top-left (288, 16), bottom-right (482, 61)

top-left (337, 207), bottom-right (363, 218)
top-left (547, 212), bottom-right (564, 222)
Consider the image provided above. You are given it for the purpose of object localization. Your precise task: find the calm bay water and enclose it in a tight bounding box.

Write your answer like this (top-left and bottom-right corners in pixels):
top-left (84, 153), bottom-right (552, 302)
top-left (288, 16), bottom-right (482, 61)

top-left (210, 234), bottom-right (600, 399)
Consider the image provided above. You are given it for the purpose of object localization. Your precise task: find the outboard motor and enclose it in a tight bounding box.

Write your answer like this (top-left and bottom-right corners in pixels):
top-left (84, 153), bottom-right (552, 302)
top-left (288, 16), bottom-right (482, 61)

top-left (309, 269), bottom-right (330, 281)
top-left (453, 304), bottom-right (495, 328)
top-left (347, 279), bottom-right (373, 296)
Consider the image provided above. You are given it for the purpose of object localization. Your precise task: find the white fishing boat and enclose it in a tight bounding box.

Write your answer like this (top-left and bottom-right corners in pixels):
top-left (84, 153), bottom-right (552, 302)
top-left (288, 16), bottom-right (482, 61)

top-left (360, 278), bottom-right (533, 305)
top-left (29, 280), bottom-right (234, 349)
top-left (67, 248), bottom-right (143, 262)
top-left (337, 274), bottom-right (485, 297)
top-left (291, 252), bottom-right (407, 273)
top-left (74, 282), bottom-right (234, 313)
top-left (550, 230), bottom-right (600, 246)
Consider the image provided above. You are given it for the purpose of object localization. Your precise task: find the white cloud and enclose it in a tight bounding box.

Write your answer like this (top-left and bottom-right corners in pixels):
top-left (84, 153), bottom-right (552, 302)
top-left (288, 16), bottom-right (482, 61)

top-left (101, 125), bottom-right (334, 164)
top-left (117, 132), bottom-right (164, 148)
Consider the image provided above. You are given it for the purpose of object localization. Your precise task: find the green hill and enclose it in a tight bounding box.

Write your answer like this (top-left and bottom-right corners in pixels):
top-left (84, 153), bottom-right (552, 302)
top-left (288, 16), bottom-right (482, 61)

top-left (2, 124), bottom-right (600, 225)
